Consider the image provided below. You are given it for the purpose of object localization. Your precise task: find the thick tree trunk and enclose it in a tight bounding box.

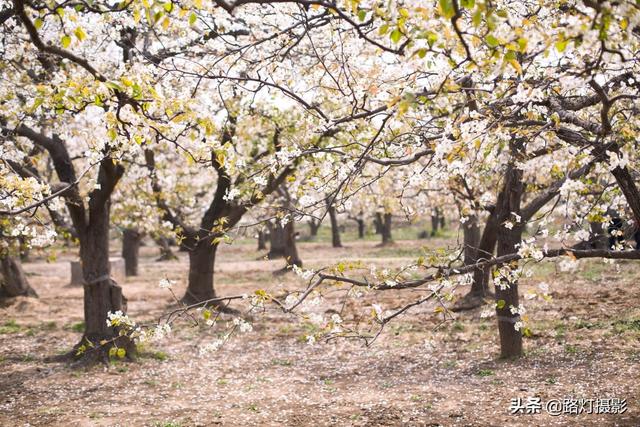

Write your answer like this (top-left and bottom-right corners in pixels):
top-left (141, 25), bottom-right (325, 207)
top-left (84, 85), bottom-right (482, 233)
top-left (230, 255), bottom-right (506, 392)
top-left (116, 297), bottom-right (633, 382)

top-left (155, 237), bottom-right (178, 261)
top-left (452, 214), bottom-right (488, 312)
top-left (463, 215), bottom-right (481, 266)
top-left (494, 157), bottom-right (524, 359)
top-left (374, 212), bottom-right (383, 234)
top-left (257, 229), bottom-right (267, 251)
top-left (79, 202), bottom-right (132, 357)
top-left (328, 204), bottom-right (342, 248)
top-left (284, 220), bottom-right (302, 267)
top-left (470, 211), bottom-right (500, 298)
top-left (267, 222), bottom-right (287, 259)
top-left (122, 229), bottom-right (141, 276)
top-left (0, 254), bottom-right (38, 298)
top-left (182, 240), bottom-right (218, 304)
top-left (308, 219), bottom-right (321, 238)
top-left (18, 238), bottom-right (30, 262)
top-left (381, 213), bottom-right (393, 245)
top-left (430, 213), bottom-right (439, 236)
top-left (589, 222), bottom-right (608, 250)
top-left (356, 218), bottom-right (365, 239)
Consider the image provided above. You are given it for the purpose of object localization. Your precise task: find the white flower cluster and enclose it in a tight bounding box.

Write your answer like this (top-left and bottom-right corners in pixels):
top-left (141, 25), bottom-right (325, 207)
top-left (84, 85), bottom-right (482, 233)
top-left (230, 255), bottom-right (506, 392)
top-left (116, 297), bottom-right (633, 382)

top-left (233, 318), bottom-right (253, 333)
top-left (493, 265), bottom-right (523, 290)
top-left (292, 264), bottom-right (314, 280)
top-left (558, 258), bottom-right (580, 273)
top-left (517, 238), bottom-right (544, 261)
top-left (223, 187), bottom-right (241, 202)
top-left (200, 338), bottom-right (225, 354)
top-left (106, 310), bottom-right (135, 329)
top-left (284, 294), bottom-right (299, 309)
top-left (607, 151), bottom-right (628, 172)
top-left (159, 278), bottom-right (175, 289)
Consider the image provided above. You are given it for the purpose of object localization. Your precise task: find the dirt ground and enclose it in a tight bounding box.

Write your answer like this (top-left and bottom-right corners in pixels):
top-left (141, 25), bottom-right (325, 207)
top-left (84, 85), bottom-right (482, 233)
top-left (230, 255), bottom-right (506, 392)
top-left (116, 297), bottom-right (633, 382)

top-left (0, 236), bottom-right (639, 426)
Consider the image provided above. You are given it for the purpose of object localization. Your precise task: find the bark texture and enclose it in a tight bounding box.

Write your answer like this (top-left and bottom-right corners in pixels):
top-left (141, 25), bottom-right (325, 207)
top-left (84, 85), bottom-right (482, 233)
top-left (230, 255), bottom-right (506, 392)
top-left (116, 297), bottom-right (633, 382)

top-left (327, 203), bottom-right (342, 248)
top-left (0, 254), bottom-right (38, 298)
top-left (122, 228), bottom-right (141, 276)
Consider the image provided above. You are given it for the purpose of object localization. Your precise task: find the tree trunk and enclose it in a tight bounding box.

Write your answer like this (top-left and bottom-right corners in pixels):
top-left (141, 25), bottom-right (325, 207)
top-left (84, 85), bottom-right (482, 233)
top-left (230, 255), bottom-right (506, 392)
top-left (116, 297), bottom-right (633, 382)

top-left (18, 237), bottom-right (30, 262)
top-left (381, 213), bottom-right (393, 245)
top-left (589, 222), bottom-right (608, 250)
top-left (182, 240), bottom-right (218, 304)
top-left (356, 218), bottom-right (365, 238)
top-left (268, 222), bottom-right (287, 259)
top-left (257, 229), bottom-right (267, 251)
top-left (308, 219), bottom-right (321, 238)
top-left (155, 237), bottom-right (178, 261)
top-left (0, 254), bottom-right (38, 298)
top-left (430, 213), bottom-right (439, 236)
top-left (284, 220), bottom-right (302, 267)
top-left (452, 214), bottom-right (488, 312)
top-left (122, 229), bottom-right (141, 276)
top-left (374, 212), bottom-right (383, 234)
top-left (79, 202), bottom-right (131, 357)
top-left (328, 203), bottom-right (342, 248)
top-left (463, 215), bottom-right (481, 266)
top-left (470, 210), bottom-right (500, 298)
top-left (494, 157), bottom-right (524, 359)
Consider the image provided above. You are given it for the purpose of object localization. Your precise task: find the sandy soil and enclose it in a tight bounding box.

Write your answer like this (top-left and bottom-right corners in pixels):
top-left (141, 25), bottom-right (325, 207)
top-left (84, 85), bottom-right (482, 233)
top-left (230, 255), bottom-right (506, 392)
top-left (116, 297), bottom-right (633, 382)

top-left (0, 238), bottom-right (638, 426)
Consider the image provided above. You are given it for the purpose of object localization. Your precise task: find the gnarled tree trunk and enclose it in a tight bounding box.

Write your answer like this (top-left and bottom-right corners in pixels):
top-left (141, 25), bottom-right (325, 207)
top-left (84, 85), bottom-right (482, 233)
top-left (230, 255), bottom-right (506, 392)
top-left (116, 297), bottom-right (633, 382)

top-left (122, 228), bottom-right (141, 276)
top-left (0, 254), bottom-right (37, 298)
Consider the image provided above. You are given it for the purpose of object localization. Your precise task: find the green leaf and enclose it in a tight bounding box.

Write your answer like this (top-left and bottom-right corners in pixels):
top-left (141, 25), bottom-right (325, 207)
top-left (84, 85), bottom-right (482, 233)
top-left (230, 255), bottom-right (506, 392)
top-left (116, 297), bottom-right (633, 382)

top-left (34, 18), bottom-right (44, 30)
top-left (357, 9), bottom-right (366, 22)
top-left (555, 39), bottom-right (568, 53)
top-left (163, 2), bottom-right (173, 13)
top-left (189, 12), bottom-right (197, 25)
top-left (116, 348), bottom-right (126, 358)
top-left (472, 9), bottom-right (482, 26)
top-left (496, 299), bottom-right (506, 310)
top-left (61, 35), bottom-right (71, 48)
top-left (485, 34), bottom-right (499, 48)
top-left (439, 0), bottom-right (455, 19)
top-left (460, 0), bottom-right (475, 8)
top-left (390, 28), bottom-right (402, 44)
top-left (74, 26), bottom-right (86, 41)
top-left (426, 31), bottom-right (438, 46)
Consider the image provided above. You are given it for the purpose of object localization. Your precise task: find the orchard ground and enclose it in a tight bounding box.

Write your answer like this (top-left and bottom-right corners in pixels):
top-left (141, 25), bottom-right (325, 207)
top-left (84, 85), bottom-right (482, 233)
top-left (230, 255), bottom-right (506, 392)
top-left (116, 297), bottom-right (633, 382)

top-left (1, 227), bottom-right (639, 427)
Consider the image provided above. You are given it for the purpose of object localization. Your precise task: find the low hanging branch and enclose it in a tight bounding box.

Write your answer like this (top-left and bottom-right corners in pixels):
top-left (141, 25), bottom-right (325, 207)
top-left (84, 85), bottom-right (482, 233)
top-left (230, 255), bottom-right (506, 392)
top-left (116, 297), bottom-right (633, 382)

top-left (309, 248), bottom-right (640, 292)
